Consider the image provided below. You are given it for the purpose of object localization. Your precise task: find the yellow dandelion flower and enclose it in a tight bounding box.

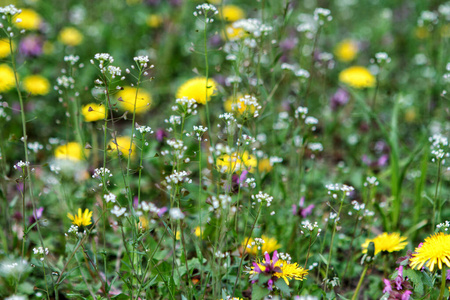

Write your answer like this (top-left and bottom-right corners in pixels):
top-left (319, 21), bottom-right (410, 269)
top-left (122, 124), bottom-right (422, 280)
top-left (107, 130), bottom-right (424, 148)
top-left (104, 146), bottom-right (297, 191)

top-left (224, 94), bottom-right (257, 115)
top-left (339, 66), bottom-right (376, 89)
top-left (108, 136), bottom-right (136, 159)
top-left (0, 64), bottom-right (16, 93)
top-left (216, 151), bottom-right (257, 174)
top-left (54, 142), bottom-right (87, 161)
top-left (258, 158), bottom-right (272, 173)
top-left (243, 235), bottom-right (281, 256)
top-left (195, 226), bottom-right (202, 237)
top-left (361, 232), bottom-right (408, 256)
top-left (275, 260), bottom-right (309, 285)
top-left (176, 77), bottom-right (217, 105)
top-left (222, 25), bottom-right (246, 41)
top-left (67, 208), bottom-right (93, 227)
top-left (334, 39), bottom-right (358, 62)
top-left (14, 8), bottom-right (42, 30)
top-left (139, 216), bottom-right (149, 231)
top-left (58, 27), bottom-right (83, 47)
top-left (82, 103), bottom-right (107, 122)
top-left (23, 75), bottom-right (50, 96)
top-left (221, 5), bottom-right (245, 23)
top-left (116, 86), bottom-right (152, 114)
top-left (410, 232), bottom-right (450, 272)
top-left (0, 39), bottom-right (14, 59)
top-left (146, 14), bottom-right (163, 28)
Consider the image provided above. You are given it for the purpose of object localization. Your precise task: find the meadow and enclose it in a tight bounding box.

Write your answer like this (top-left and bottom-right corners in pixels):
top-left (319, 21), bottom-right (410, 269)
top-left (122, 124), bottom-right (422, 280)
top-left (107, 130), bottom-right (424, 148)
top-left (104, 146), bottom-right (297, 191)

top-left (0, 0), bottom-right (449, 299)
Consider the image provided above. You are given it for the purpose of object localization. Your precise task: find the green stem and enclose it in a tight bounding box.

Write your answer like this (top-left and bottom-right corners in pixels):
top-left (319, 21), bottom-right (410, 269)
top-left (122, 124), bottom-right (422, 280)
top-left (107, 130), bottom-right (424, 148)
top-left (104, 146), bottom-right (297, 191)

top-left (438, 266), bottom-right (447, 300)
top-left (352, 264), bottom-right (369, 300)
top-left (325, 196), bottom-right (345, 282)
top-left (432, 160), bottom-right (442, 230)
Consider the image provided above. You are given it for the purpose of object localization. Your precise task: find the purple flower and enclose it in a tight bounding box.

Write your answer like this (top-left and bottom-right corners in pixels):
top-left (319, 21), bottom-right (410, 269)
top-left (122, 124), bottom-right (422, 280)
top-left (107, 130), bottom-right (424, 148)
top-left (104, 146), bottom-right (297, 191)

top-left (401, 291), bottom-right (412, 300)
top-left (447, 269), bottom-right (450, 280)
top-left (155, 129), bottom-right (167, 142)
top-left (292, 197), bottom-right (314, 218)
top-left (383, 278), bottom-right (392, 293)
top-left (157, 206), bottom-right (168, 217)
top-left (330, 88), bottom-right (349, 110)
top-left (19, 35), bottom-right (43, 57)
top-left (29, 207), bottom-right (44, 225)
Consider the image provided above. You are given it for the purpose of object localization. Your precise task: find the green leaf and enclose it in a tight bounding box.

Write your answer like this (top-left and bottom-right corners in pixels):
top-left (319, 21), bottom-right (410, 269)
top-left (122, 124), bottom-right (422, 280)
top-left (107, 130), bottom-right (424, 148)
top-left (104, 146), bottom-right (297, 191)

top-left (274, 279), bottom-right (291, 297)
top-left (252, 284), bottom-right (270, 300)
top-left (404, 268), bottom-right (423, 294)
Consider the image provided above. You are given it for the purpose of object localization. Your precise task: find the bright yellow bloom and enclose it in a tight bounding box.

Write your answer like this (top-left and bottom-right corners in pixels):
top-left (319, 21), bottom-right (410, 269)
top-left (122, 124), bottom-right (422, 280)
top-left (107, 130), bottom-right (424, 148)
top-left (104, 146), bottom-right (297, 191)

top-left (0, 64), bottom-right (16, 93)
top-left (334, 39), bottom-right (358, 62)
top-left (216, 151), bottom-right (257, 174)
top-left (339, 66), bottom-right (376, 89)
top-left (410, 232), bottom-right (450, 272)
top-left (54, 142), bottom-right (86, 161)
top-left (23, 75), bottom-right (50, 96)
top-left (258, 158), bottom-right (272, 173)
top-left (67, 208), bottom-right (93, 227)
top-left (250, 259), bottom-right (308, 285)
top-left (195, 226), bottom-right (202, 237)
top-left (108, 136), bottom-right (136, 159)
top-left (139, 216), bottom-right (149, 230)
top-left (222, 25), bottom-right (246, 41)
top-left (221, 5), bottom-right (245, 22)
top-left (14, 8), bottom-right (42, 30)
top-left (176, 77), bottom-right (217, 105)
top-left (361, 232), bottom-right (407, 256)
top-left (243, 235), bottom-right (281, 256)
top-left (0, 39), bottom-right (14, 59)
top-left (117, 86), bottom-right (152, 114)
top-left (82, 103), bottom-right (107, 122)
top-left (58, 27), bottom-right (83, 46)
top-left (146, 14), bottom-right (163, 28)
top-left (224, 94), bottom-right (257, 115)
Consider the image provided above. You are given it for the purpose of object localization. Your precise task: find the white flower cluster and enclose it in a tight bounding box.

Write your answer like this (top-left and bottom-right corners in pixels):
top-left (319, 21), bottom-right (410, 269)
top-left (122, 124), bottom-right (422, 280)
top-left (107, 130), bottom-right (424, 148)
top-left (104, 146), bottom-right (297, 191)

top-left (326, 183), bottom-right (354, 199)
top-left (192, 125), bottom-right (208, 140)
top-left (418, 10), bottom-right (439, 26)
top-left (214, 250), bottom-right (229, 258)
top-left (281, 63), bottom-right (310, 78)
top-left (111, 205), bottom-right (126, 217)
top-left (374, 52), bottom-right (391, 64)
top-left (64, 55), bottom-right (80, 66)
top-left (364, 176), bottom-right (379, 187)
top-left (273, 111), bottom-right (291, 130)
top-left (137, 126), bottom-right (153, 134)
top-left (27, 142), bottom-right (43, 153)
top-left (440, 3), bottom-right (450, 20)
top-left (165, 170), bottom-right (192, 188)
top-left (166, 139), bottom-right (187, 159)
top-left (0, 5), bottom-right (21, 16)
top-left (55, 75), bottom-right (75, 90)
top-left (32, 247), bottom-right (49, 261)
top-left (13, 160), bottom-right (29, 170)
top-left (314, 8), bottom-right (332, 25)
top-left (93, 53), bottom-right (114, 64)
top-left (104, 192), bottom-right (116, 203)
top-left (208, 194), bottom-right (233, 216)
top-left (133, 55), bottom-right (150, 68)
top-left (243, 177), bottom-right (256, 189)
top-left (295, 106), bottom-right (308, 119)
top-left (165, 115), bottom-right (182, 126)
top-left (174, 97), bottom-right (198, 116)
top-left (193, 3), bottom-right (218, 23)
top-left (238, 95), bottom-right (262, 118)
top-left (248, 237), bottom-right (265, 250)
top-left (276, 252), bottom-right (292, 263)
top-left (219, 112), bottom-right (237, 126)
top-left (348, 201), bottom-right (375, 218)
top-left (92, 168), bottom-right (113, 186)
top-left (436, 220), bottom-right (450, 231)
top-left (301, 220), bottom-right (321, 235)
top-left (169, 207), bottom-right (185, 220)
top-left (67, 224), bottom-right (79, 235)
top-left (237, 134), bottom-right (256, 146)
top-left (308, 142), bottom-right (323, 152)
top-left (294, 107), bottom-right (319, 131)
top-left (107, 65), bottom-right (122, 78)
top-left (251, 191), bottom-right (273, 207)
top-left (141, 201), bottom-right (162, 214)
top-left (429, 133), bottom-right (449, 162)
top-left (232, 18), bottom-right (273, 38)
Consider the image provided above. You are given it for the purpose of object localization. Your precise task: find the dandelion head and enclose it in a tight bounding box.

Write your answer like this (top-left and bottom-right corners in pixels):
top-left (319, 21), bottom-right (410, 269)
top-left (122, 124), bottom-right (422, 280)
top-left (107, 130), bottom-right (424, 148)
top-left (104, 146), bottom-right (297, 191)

top-left (176, 77), bottom-right (217, 105)
top-left (0, 64), bottom-right (15, 93)
top-left (58, 27), bottom-right (83, 46)
top-left (81, 103), bottom-right (107, 122)
top-left (243, 235), bottom-right (281, 255)
top-left (410, 232), bottom-right (450, 272)
top-left (108, 136), bottom-right (136, 159)
top-left (361, 232), bottom-right (408, 256)
top-left (67, 208), bottom-right (93, 227)
top-left (221, 5), bottom-right (245, 23)
top-left (54, 142), bottom-right (86, 161)
top-left (334, 39), bottom-right (358, 62)
top-left (216, 151), bottom-right (257, 174)
top-left (14, 8), bottom-right (42, 30)
top-left (0, 38), bottom-right (14, 59)
top-left (23, 75), bottom-right (50, 96)
top-left (339, 66), bottom-right (376, 89)
top-left (116, 86), bottom-right (152, 114)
